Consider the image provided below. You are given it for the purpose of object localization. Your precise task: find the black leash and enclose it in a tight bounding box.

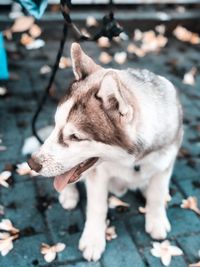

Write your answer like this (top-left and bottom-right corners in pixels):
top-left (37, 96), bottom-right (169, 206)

top-left (31, 0), bottom-right (123, 143)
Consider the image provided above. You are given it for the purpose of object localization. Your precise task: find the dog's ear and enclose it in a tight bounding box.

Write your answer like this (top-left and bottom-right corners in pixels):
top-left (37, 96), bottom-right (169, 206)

top-left (97, 71), bottom-right (133, 122)
top-left (71, 42), bottom-right (101, 80)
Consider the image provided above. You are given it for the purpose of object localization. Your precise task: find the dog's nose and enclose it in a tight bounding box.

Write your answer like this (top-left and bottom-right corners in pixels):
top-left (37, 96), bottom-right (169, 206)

top-left (28, 157), bottom-right (42, 172)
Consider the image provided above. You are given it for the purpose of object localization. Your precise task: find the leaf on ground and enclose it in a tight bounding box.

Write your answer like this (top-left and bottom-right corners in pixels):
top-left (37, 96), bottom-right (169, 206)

top-left (99, 52), bottom-right (112, 64)
top-left (151, 240), bottom-right (183, 266)
top-left (108, 196), bottom-right (130, 209)
top-left (114, 52), bottom-right (127, 64)
top-left (11, 16), bottom-right (34, 33)
top-left (0, 171), bottom-right (12, 188)
top-left (0, 219), bottom-right (19, 234)
top-left (183, 67), bottom-right (197, 86)
top-left (181, 196), bottom-right (200, 215)
top-left (86, 16), bottom-right (98, 27)
top-left (16, 162), bottom-right (38, 177)
top-left (41, 242), bottom-right (66, 263)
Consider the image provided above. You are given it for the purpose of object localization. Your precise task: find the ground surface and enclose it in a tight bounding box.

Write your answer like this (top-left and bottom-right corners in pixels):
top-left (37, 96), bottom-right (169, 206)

top-left (0, 23), bottom-right (200, 267)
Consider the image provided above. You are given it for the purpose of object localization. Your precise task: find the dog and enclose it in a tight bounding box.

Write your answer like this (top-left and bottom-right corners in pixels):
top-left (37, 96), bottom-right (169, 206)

top-left (28, 42), bottom-right (183, 262)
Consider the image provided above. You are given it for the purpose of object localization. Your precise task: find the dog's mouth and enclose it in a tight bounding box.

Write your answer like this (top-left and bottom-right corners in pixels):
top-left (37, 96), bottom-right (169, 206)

top-left (53, 157), bottom-right (99, 192)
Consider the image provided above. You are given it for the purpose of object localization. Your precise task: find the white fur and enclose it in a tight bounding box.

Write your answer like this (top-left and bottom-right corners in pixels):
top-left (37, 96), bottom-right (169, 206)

top-left (30, 44), bottom-right (183, 261)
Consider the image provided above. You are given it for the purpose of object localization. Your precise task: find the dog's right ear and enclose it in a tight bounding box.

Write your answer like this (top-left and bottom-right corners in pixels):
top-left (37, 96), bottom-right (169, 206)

top-left (97, 71), bottom-right (133, 122)
top-left (71, 43), bottom-right (101, 80)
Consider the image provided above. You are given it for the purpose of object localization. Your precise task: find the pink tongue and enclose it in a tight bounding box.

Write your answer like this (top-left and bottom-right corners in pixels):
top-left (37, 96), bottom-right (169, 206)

top-left (53, 170), bottom-right (74, 192)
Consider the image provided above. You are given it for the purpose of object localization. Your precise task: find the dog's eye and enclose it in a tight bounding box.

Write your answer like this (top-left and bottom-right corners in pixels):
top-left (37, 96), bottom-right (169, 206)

top-left (69, 134), bottom-right (80, 141)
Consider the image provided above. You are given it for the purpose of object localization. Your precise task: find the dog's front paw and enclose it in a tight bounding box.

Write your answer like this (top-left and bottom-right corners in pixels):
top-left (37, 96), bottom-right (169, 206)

top-left (145, 210), bottom-right (171, 240)
top-left (59, 185), bottom-right (79, 210)
top-left (79, 227), bottom-right (106, 261)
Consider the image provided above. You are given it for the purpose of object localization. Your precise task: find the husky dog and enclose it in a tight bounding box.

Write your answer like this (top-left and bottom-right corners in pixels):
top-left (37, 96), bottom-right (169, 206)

top-left (28, 43), bottom-right (183, 261)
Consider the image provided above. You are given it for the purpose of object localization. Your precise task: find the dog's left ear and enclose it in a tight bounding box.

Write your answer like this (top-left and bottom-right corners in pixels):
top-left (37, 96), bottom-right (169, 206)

top-left (97, 71), bottom-right (133, 122)
top-left (71, 42), bottom-right (101, 80)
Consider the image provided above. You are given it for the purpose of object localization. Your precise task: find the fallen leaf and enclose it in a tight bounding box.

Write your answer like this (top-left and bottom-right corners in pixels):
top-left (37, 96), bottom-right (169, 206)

top-left (16, 162), bottom-right (38, 177)
top-left (80, 28), bottom-right (91, 38)
top-left (0, 219), bottom-right (19, 234)
top-left (183, 67), bottom-right (197, 86)
top-left (114, 51), bottom-right (127, 64)
top-left (41, 242), bottom-right (66, 263)
top-left (20, 33), bottom-right (34, 46)
top-left (86, 16), bottom-right (98, 27)
top-left (0, 171), bottom-right (12, 188)
top-left (0, 205), bottom-right (4, 215)
top-left (165, 193), bottom-right (172, 206)
top-left (189, 261), bottom-right (200, 267)
top-left (11, 16), bottom-right (34, 33)
top-left (0, 234), bottom-right (15, 256)
top-left (0, 87), bottom-right (7, 96)
top-left (127, 43), bottom-right (146, 57)
top-left (98, 37), bottom-right (110, 48)
top-left (26, 39), bottom-right (45, 50)
top-left (181, 196), bottom-right (200, 215)
top-left (108, 196), bottom-right (130, 209)
top-left (134, 29), bottom-right (143, 41)
top-left (173, 26), bottom-right (200, 44)
top-left (29, 24), bottom-right (42, 38)
top-left (138, 206), bottom-right (146, 214)
top-left (151, 240), bottom-right (183, 266)
top-left (155, 24), bottom-right (166, 35)
top-left (40, 65), bottom-right (51, 75)
top-left (106, 226), bottom-right (117, 241)
top-left (99, 52), bottom-right (112, 64)
top-left (59, 56), bottom-right (72, 69)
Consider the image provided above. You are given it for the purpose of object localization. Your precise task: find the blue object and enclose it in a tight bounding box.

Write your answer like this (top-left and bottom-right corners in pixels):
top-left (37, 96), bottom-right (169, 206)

top-left (16, 0), bottom-right (48, 19)
top-left (0, 33), bottom-right (9, 80)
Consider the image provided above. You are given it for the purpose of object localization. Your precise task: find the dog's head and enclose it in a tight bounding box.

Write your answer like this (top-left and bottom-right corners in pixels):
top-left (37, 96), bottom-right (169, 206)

top-left (29, 43), bottom-right (135, 192)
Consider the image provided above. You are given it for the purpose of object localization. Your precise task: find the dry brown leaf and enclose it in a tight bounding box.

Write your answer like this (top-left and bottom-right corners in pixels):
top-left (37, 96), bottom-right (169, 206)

top-left (114, 52), bottom-right (127, 64)
top-left (20, 33), bottom-right (34, 46)
top-left (16, 162), bottom-right (38, 177)
top-left (108, 196), bottom-right (130, 209)
top-left (0, 205), bottom-right (4, 215)
top-left (183, 67), bottom-right (197, 86)
top-left (189, 261), bottom-right (200, 267)
top-left (173, 26), bottom-right (200, 44)
top-left (127, 44), bottom-right (146, 57)
top-left (26, 39), bottom-right (45, 50)
top-left (99, 52), bottom-right (112, 64)
top-left (106, 226), bottom-right (117, 241)
top-left (0, 233), bottom-right (18, 256)
top-left (151, 240), bottom-right (183, 266)
top-left (138, 206), bottom-right (146, 214)
top-left (181, 196), bottom-right (200, 215)
top-left (11, 16), bottom-right (34, 33)
top-left (80, 28), bottom-right (91, 38)
top-left (0, 219), bottom-right (19, 234)
top-left (0, 87), bottom-right (7, 96)
top-left (0, 146), bottom-right (7, 151)
top-left (155, 24), bottom-right (166, 35)
top-left (41, 243), bottom-right (65, 262)
top-left (29, 24), bottom-right (42, 38)
top-left (86, 16), bottom-right (98, 27)
top-left (0, 171), bottom-right (12, 188)
top-left (98, 37), bottom-right (110, 48)
top-left (134, 29), bottom-right (143, 41)
top-left (59, 57), bottom-right (72, 69)
top-left (40, 65), bottom-right (52, 75)
top-left (165, 193), bottom-right (172, 206)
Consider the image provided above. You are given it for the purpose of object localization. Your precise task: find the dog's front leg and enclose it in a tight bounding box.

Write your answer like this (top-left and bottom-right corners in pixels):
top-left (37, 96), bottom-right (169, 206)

top-left (79, 168), bottom-right (108, 261)
top-left (145, 164), bottom-right (173, 240)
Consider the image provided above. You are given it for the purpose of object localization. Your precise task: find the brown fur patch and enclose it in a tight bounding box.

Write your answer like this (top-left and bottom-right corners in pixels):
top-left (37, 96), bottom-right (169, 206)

top-left (67, 87), bottom-right (138, 154)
